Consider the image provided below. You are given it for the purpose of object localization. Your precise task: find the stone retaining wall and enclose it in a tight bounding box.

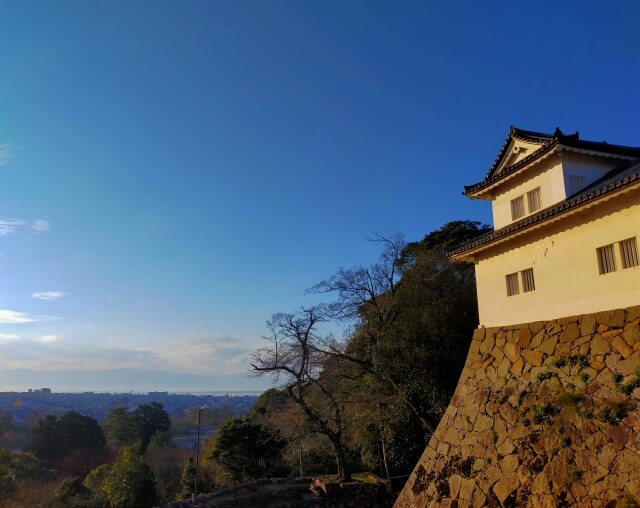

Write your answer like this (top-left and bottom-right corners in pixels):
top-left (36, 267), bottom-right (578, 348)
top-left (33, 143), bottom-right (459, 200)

top-left (160, 478), bottom-right (390, 508)
top-left (395, 305), bottom-right (640, 507)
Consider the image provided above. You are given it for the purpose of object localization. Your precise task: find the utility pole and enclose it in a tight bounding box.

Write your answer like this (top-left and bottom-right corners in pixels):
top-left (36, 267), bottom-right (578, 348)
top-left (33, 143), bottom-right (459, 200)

top-left (193, 406), bottom-right (206, 505)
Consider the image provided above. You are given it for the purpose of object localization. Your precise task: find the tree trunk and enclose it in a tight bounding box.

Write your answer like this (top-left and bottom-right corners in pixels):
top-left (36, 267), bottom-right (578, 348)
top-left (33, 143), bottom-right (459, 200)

top-left (380, 437), bottom-right (391, 483)
top-left (331, 441), bottom-right (351, 482)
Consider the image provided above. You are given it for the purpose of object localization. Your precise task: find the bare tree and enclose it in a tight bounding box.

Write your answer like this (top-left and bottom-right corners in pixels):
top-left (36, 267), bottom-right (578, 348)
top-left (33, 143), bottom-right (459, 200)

top-left (250, 308), bottom-right (360, 481)
top-left (308, 234), bottom-right (404, 338)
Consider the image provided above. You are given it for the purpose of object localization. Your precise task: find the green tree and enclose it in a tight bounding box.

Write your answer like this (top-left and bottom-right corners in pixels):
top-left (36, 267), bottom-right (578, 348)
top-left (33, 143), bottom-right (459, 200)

top-left (400, 220), bottom-right (490, 261)
top-left (175, 455), bottom-right (213, 500)
top-left (204, 417), bottom-right (288, 485)
top-left (247, 388), bottom-right (290, 425)
top-left (83, 463), bottom-right (110, 493)
top-left (341, 382), bottom-right (426, 482)
top-left (0, 448), bottom-right (57, 506)
top-left (59, 411), bottom-right (106, 453)
top-left (50, 477), bottom-right (95, 508)
top-left (105, 403), bottom-right (171, 450)
top-left (28, 415), bottom-right (62, 460)
top-left (372, 221), bottom-right (486, 428)
top-left (145, 436), bottom-right (187, 503)
top-left (0, 448), bottom-right (53, 482)
top-left (301, 221), bottom-right (488, 477)
top-left (311, 222), bottom-right (488, 432)
top-left (251, 221), bottom-right (489, 482)
top-left (135, 403), bottom-right (171, 450)
top-left (82, 464), bottom-right (111, 508)
top-left (177, 456), bottom-right (196, 500)
top-left (101, 444), bottom-right (158, 508)
top-left (105, 407), bottom-right (139, 448)
top-left (28, 412), bottom-right (106, 466)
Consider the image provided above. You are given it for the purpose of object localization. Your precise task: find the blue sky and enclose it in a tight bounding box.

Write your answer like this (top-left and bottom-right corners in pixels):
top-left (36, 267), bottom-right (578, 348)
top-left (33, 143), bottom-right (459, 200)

top-left (0, 1), bottom-right (638, 392)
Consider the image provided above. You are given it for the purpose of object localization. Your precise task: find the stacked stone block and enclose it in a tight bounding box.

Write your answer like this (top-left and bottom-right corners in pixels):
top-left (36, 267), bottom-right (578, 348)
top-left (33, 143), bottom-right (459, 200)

top-left (395, 305), bottom-right (640, 507)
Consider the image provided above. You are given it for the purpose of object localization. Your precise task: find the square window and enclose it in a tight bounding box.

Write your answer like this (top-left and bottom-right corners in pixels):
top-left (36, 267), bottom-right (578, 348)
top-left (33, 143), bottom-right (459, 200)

top-left (521, 268), bottom-right (535, 292)
top-left (620, 237), bottom-right (639, 269)
top-left (527, 188), bottom-right (541, 213)
top-left (510, 196), bottom-right (525, 221)
top-left (506, 272), bottom-right (520, 296)
top-left (597, 244), bottom-right (616, 274)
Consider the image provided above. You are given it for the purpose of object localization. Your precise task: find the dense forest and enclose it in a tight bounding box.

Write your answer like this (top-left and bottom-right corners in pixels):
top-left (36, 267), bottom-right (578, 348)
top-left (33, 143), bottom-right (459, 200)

top-left (0, 221), bottom-right (488, 507)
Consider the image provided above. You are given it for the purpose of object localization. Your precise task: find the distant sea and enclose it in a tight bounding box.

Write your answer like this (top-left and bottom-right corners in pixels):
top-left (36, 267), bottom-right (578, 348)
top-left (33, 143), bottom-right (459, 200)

top-left (56, 390), bottom-right (264, 396)
top-left (0, 368), bottom-right (271, 394)
top-left (167, 391), bottom-right (263, 396)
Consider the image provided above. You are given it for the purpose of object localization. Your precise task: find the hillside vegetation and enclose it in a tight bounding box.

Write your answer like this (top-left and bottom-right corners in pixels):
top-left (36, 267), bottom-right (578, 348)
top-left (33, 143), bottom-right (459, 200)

top-left (0, 221), bottom-right (488, 507)
top-left (244, 221), bottom-right (489, 489)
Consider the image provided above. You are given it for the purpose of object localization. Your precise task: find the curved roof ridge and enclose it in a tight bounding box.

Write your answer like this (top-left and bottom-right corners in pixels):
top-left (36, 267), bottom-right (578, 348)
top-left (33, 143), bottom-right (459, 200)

top-left (510, 126), bottom-right (554, 142)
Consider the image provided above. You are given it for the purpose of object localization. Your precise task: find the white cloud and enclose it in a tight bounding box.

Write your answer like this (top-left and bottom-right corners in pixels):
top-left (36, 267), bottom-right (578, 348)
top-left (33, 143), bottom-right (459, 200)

top-left (0, 343), bottom-right (158, 371)
top-left (0, 333), bottom-right (255, 375)
top-left (0, 309), bottom-right (38, 324)
top-left (0, 218), bottom-right (26, 237)
top-left (159, 335), bottom-right (253, 374)
top-left (0, 144), bottom-right (13, 166)
top-left (32, 291), bottom-right (67, 301)
top-left (0, 309), bottom-right (57, 324)
top-left (32, 220), bottom-right (50, 233)
top-left (0, 217), bottom-right (50, 237)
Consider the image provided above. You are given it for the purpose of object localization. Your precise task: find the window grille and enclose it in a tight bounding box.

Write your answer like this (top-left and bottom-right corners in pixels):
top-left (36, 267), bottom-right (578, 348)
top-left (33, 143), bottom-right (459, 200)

top-left (510, 196), bottom-right (525, 221)
top-left (506, 272), bottom-right (520, 296)
top-left (568, 175), bottom-right (585, 195)
top-left (527, 188), bottom-right (541, 213)
top-left (521, 268), bottom-right (536, 292)
top-left (597, 244), bottom-right (616, 274)
top-left (620, 237), bottom-right (639, 269)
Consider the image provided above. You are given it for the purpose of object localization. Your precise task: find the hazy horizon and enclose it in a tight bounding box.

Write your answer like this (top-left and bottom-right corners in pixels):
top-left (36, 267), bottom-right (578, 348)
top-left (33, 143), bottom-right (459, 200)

top-left (0, 368), bottom-right (270, 394)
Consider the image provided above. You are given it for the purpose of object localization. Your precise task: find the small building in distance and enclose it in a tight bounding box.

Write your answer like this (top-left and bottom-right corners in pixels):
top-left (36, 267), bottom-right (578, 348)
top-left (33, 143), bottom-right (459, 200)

top-left (451, 126), bottom-right (640, 327)
top-left (27, 387), bottom-right (52, 394)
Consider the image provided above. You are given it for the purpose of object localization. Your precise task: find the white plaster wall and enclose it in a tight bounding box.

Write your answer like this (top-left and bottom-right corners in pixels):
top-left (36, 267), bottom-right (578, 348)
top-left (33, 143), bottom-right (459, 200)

top-left (561, 152), bottom-right (621, 196)
top-left (491, 157), bottom-right (565, 229)
top-left (476, 192), bottom-right (640, 327)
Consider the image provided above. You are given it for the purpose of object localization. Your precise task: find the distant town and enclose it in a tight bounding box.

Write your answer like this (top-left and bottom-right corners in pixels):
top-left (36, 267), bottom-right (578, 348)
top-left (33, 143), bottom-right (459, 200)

top-left (0, 389), bottom-right (260, 455)
top-left (0, 389), bottom-right (259, 424)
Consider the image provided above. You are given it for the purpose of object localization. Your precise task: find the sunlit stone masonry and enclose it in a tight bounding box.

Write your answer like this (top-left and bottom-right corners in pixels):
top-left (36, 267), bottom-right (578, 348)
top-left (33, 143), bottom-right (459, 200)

top-left (395, 306), bottom-right (640, 507)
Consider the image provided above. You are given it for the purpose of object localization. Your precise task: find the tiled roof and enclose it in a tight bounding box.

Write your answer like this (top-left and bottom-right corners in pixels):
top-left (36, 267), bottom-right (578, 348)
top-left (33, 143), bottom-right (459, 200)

top-left (483, 126), bottom-right (554, 180)
top-left (464, 128), bottom-right (640, 196)
top-left (450, 159), bottom-right (640, 258)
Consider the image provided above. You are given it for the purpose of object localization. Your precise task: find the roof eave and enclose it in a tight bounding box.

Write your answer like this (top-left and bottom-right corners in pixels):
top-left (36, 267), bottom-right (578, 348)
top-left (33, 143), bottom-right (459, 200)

top-left (464, 143), bottom-right (639, 198)
top-left (451, 177), bottom-right (640, 261)
top-left (464, 145), bottom-right (558, 197)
